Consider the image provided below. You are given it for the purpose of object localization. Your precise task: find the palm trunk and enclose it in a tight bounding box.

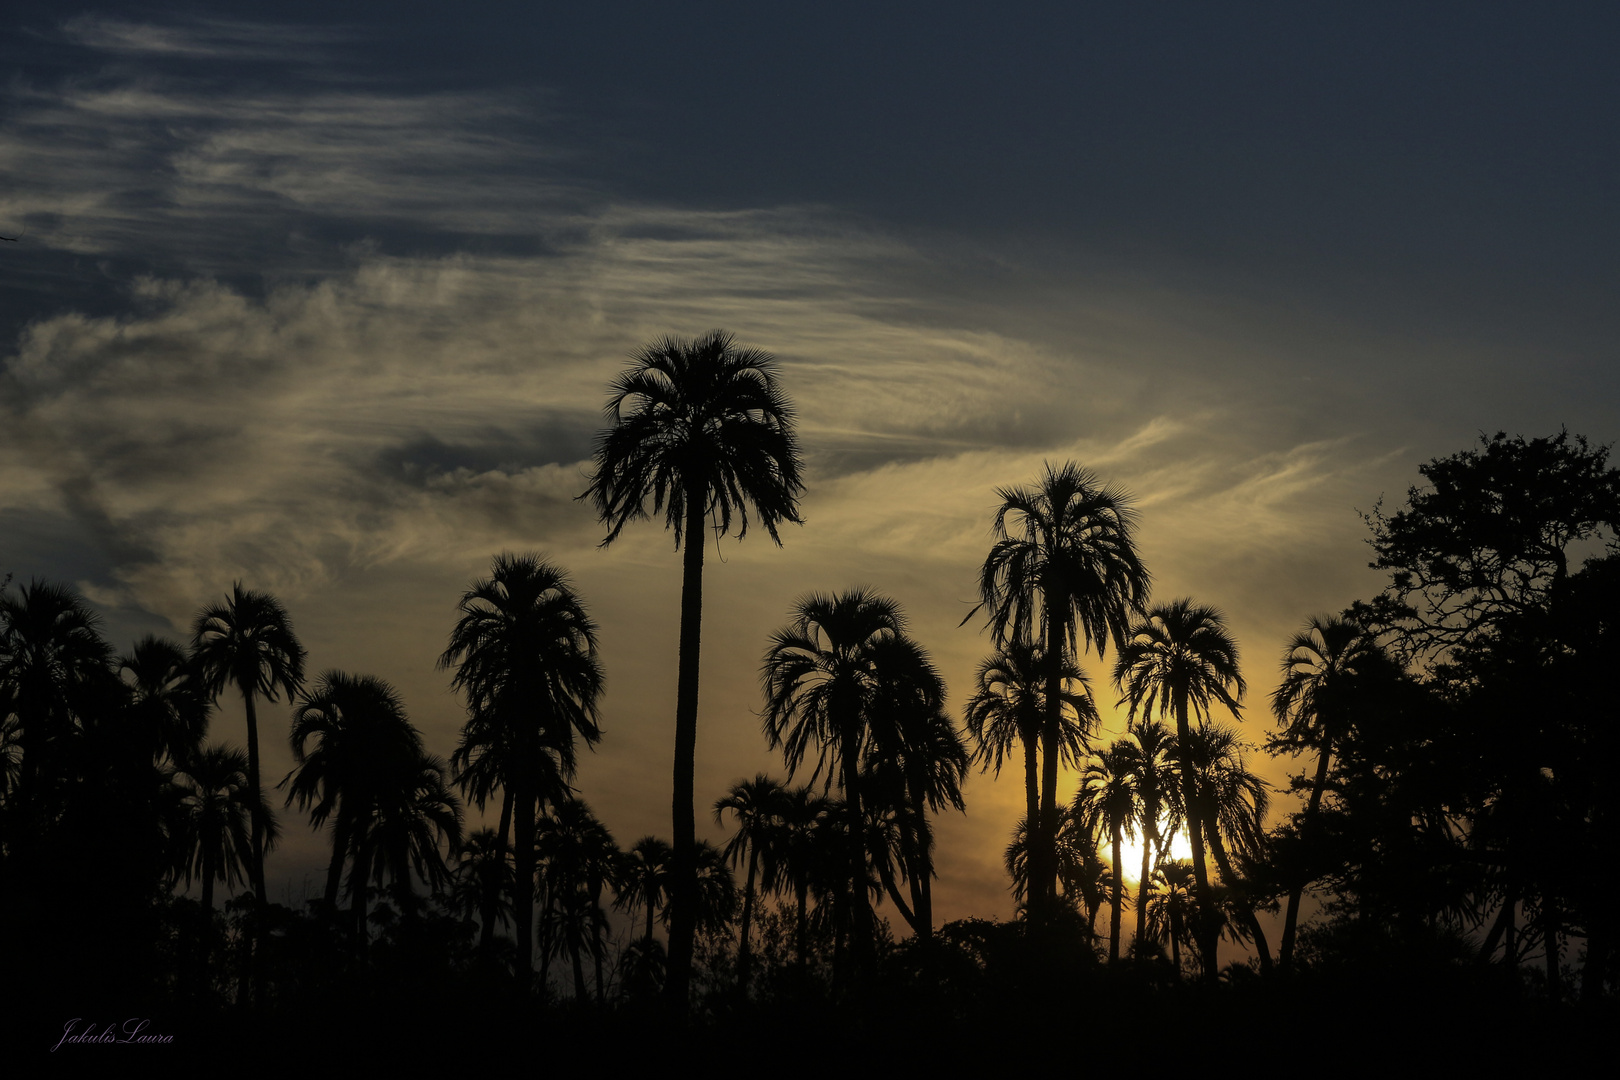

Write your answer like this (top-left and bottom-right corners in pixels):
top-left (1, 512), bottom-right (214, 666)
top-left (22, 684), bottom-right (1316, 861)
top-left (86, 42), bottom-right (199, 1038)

top-left (1543, 897), bottom-right (1560, 1001)
top-left (842, 727), bottom-right (874, 974)
top-left (795, 881), bottom-right (809, 966)
top-left (1280, 740), bottom-right (1332, 969)
top-left (1176, 696), bottom-right (1219, 980)
top-left (1205, 818), bottom-right (1272, 972)
top-left (1022, 729), bottom-right (1040, 892)
top-left (1038, 613), bottom-right (1065, 922)
top-left (241, 687), bottom-right (267, 1003)
top-left (738, 848), bottom-right (758, 994)
top-left (1109, 822), bottom-right (1123, 962)
top-left (324, 815), bottom-right (350, 909)
top-left (1135, 812), bottom-right (1154, 960)
top-left (665, 490), bottom-right (707, 1007)
top-left (514, 781), bottom-right (537, 986)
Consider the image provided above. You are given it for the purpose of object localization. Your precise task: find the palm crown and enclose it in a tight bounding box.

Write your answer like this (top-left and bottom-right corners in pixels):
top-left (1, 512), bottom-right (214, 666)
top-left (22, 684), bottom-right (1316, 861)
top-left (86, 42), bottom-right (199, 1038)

top-left (582, 330), bottom-right (804, 547)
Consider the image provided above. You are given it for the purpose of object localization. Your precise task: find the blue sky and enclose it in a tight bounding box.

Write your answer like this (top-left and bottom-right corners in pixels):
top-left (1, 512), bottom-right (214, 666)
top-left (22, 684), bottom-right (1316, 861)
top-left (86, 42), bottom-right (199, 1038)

top-left (3, 4), bottom-right (1616, 920)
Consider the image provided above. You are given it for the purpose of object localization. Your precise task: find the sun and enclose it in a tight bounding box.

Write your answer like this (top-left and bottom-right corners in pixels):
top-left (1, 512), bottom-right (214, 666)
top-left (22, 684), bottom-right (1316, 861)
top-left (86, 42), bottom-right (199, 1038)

top-left (1116, 830), bottom-right (1194, 887)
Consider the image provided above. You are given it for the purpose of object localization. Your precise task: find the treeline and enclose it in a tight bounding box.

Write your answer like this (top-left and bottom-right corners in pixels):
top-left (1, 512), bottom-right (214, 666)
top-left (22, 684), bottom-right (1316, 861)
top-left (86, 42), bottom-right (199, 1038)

top-left (1, 331), bottom-right (1614, 1040)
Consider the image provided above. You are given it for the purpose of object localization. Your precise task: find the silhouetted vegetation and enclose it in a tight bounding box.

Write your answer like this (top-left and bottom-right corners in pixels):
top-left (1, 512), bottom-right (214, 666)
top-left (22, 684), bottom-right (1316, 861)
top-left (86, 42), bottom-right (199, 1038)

top-left (2, 378), bottom-right (1611, 1057)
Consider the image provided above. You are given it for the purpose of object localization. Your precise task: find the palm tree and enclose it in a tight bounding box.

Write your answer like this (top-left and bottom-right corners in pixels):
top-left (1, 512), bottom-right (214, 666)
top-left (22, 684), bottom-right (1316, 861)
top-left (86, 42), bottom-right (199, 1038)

top-left (1113, 597), bottom-right (1245, 978)
top-left (614, 835), bottom-right (673, 944)
top-left (1268, 614), bottom-right (1376, 968)
top-left (0, 580), bottom-right (116, 819)
top-left (440, 553), bottom-right (603, 986)
top-left (190, 584), bottom-right (306, 912)
top-left (1178, 722), bottom-right (1272, 970)
top-left (452, 828), bottom-right (515, 953)
top-left (715, 774), bottom-right (790, 994)
top-left (1075, 741), bottom-right (1139, 961)
top-left (762, 588), bottom-right (943, 974)
top-left (964, 642), bottom-right (1096, 859)
top-left (283, 672), bottom-right (426, 909)
top-left (535, 800), bottom-right (619, 1002)
top-left (769, 785), bottom-right (830, 965)
top-left (581, 329), bottom-right (804, 1001)
top-left (173, 744), bottom-right (277, 917)
top-left (118, 635), bottom-right (209, 769)
top-left (973, 462), bottom-right (1150, 918)
top-left (1122, 718), bottom-right (1178, 960)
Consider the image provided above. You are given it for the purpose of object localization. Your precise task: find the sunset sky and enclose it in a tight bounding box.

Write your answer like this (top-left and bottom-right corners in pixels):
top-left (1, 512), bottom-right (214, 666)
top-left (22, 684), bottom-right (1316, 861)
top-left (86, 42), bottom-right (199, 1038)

top-left (2, 4), bottom-right (1617, 924)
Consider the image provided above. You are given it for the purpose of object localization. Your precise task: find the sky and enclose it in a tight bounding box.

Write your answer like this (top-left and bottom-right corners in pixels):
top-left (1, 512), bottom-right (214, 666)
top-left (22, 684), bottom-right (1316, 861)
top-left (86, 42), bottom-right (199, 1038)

top-left (2, 3), bottom-right (1617, 925)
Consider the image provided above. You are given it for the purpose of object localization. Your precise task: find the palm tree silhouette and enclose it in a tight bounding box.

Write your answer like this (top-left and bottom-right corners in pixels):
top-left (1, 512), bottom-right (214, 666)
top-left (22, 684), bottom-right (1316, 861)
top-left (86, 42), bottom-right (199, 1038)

top-left (614, 835), bottom-right (674, 944)
top-left (440, 553), bottom-right (603, 987)
top-left (1113, 597), bottom-right (1245, 978)
top-left (762, 588), bottom-right (942, 975)
top-left (0, 580), bottom-right (116, 819)
top-left (283, 672), bottom-right (426, 909)
top-left (535, 800), bottom-right (619, 1002)
top-left (715, 774), bottom-right (790, 994)
top-left (965, 642), bottom-right (1095, 862)
top-left (173, 743), bottom-right (277, 917)
top-left (1268, 614), bottom-right (1376, 968)
top-left (1075, 741), bottom-right (1140, 961)
top-left (118, 635), bottom-right (209, 769)
top-left (1124, 718), bottom-right (1178, 960)
top-left (190, 584), bottom-right (306, 920)
top-left (972, 462), bottom-right (1149, 918)
top-left (1178, 722), bottom-right (1272, 970)
top-left (452, 828), bottom-right (515, 953)
top-left (581, 330), bottom-right (803, 1002)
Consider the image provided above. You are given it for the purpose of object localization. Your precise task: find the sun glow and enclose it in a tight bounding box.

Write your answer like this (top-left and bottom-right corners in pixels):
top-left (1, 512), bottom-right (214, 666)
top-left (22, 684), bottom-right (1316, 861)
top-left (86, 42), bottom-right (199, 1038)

top-left (1117, 832), bottom-right (1194, 887)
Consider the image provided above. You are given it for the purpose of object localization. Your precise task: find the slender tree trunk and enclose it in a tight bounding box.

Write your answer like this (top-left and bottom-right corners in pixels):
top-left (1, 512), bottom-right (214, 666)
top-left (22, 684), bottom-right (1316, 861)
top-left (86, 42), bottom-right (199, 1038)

top-left (1109, 822), bottom-right (1123, 962)
top-left (1543, 896), bottom-right (1560, 1001)
top-left (1205, 819), bottom-right (1272, 972)
top-left (240, 687), bottom-right (268, 1004)
top-left (1280, 740), bottom-right (1332, 970)
top-left (1023, 731), bottom-right (1036, 900)
top-left (1176, 696), bottom-right (1219, 980)
top-left (1135, 811), bottom-right (1154, 960)
top-left (323, 816), bottom-right (349, 909)
top-left (514, 782), bottom-right (537, 987)
top-left (796, 882), bottom-right (809, 966)
top-left (843, 727), bottom-right (874, 974)
top-left (572, 923), bottom-right (588, 1003)
top-left (1038, 613), bottom-right (1065, 923)
top-left (665, 490), bottom-right (707, 1008)
top-left (738, 848), bottom-right (758, 994)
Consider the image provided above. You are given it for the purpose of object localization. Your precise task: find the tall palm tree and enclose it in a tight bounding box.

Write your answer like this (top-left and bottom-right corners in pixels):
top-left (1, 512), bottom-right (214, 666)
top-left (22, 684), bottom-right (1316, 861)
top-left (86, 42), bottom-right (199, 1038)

top-left (0, 580), bottom-right (116, 819)
top-left (440, 553), bottom-right (603, 986)
top-left (535, 800), bottom-right (619, 1002)
top-left (282, 672), bottom-right (434, 910)
top-left (452, 828), bottom-right (515, 952)
top-left (762, 588), bottom-right (943, 974)
top-left (715, 774), bottom-right (789, 994)
top-left (1124, 718), bottom-right (1178, 960)
top-left (1178, 722), bottom-right (1272, 970)
top-left (973, 462), bottom-right (1150, 918)
top-left (190, 584), bottom-right (306, 913)
top-left (769, 785), bottom-right (830, 965)
top-left (581, 329), bottom-right (803, 1001)
top-left (1268, 614), bottom-right (1376, 968)
top-left (964, 642), bottom-right (1096, 857)
top-left (118, 635), bottom-right (209, 770)
top-left (1113, 597), bottom-right (1245, 978)
top-left (1075, 741), bottom-right (1140, 961)
top-left (614, 835), bottom-right (673, 944)
top-left (173, 743), bottom-right (277, 916)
